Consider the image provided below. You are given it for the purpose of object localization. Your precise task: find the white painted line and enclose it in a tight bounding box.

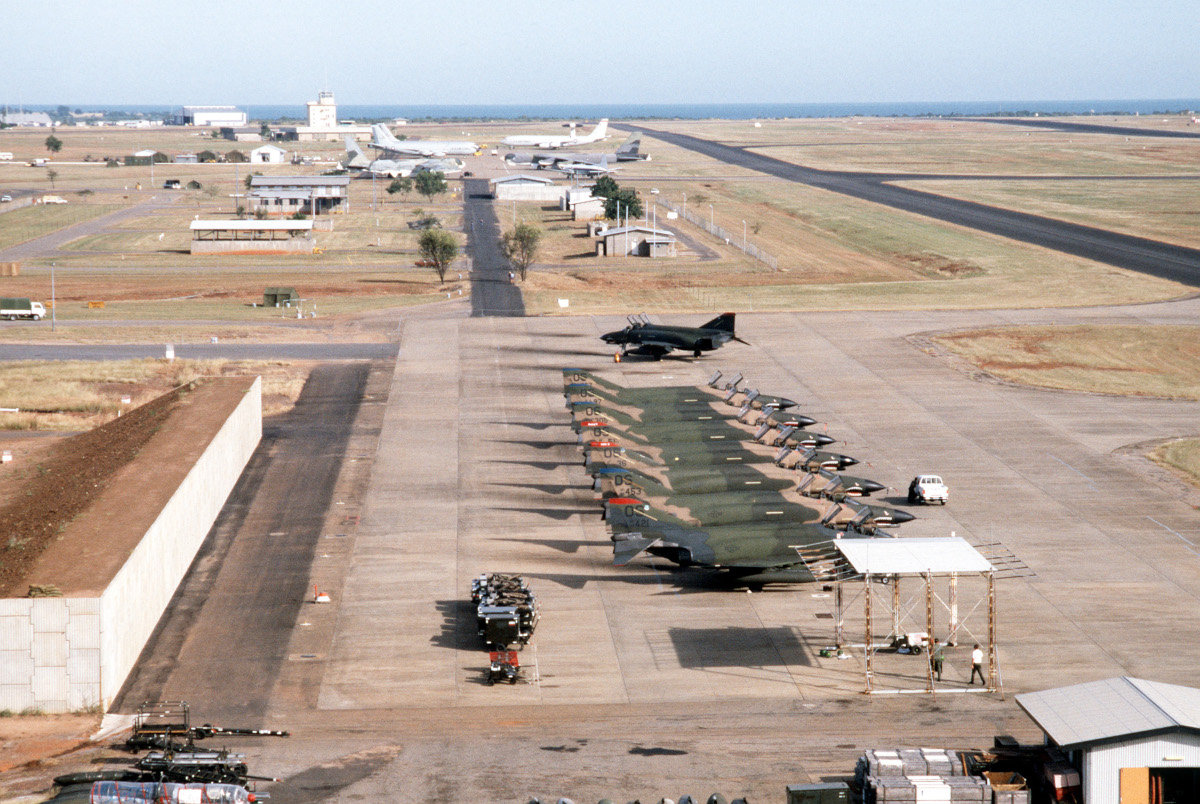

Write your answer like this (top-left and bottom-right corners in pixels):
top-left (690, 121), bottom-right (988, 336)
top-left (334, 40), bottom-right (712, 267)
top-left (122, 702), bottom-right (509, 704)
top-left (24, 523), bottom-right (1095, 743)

top-left (1050, 454), bottom-right (1101, 491)
top-left (1147, 516), bottom-right (1200, 557)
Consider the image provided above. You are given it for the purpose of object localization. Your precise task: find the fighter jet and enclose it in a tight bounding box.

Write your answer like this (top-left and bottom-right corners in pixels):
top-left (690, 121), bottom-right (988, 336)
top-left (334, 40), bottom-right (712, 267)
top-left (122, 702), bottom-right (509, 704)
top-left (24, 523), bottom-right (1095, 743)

top-left (796, 467), bottom-right (887, 500)
top-left (604, 495), bottom-right (912, 534)
top-left (600, 313), bottom-right (748, 359)
top-left (502, 119), bottom-right (608, 149)
top-left (369, 123), bottom-right (480, 157)
top-left (563, 368), bottom-right (797, 411)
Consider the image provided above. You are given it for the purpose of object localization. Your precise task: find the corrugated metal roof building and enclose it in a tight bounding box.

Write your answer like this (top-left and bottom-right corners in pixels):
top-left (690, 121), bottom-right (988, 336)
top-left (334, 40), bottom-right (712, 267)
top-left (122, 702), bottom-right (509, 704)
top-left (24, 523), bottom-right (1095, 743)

top-left (1017, 677), bottom-right (1200, 804)
top-left (247, 175), bottom-right (351, 215)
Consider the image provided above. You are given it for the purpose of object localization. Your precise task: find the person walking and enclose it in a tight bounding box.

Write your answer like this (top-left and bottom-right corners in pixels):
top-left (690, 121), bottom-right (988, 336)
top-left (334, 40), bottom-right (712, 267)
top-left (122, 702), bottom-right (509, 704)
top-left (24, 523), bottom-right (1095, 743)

top-left (969, 643), bottom-right (985, 685)
top-left (932, 644), bottom-right (945, 681)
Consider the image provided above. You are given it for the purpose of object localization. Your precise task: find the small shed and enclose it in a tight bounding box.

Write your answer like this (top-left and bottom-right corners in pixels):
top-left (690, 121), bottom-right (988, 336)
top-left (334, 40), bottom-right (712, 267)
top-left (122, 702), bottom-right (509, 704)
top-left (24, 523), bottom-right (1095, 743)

top-left (262, 287), bottom-right (299, 307)
top-left (596, 225), bottom-right (677, 258)
top-left (568, 195), bottom-right (605, 221)
top-left (560, 186), bottom-right (594, 210)
top-left (174, 153), bottom-right (199, 164)
top-left (1017, 677), bottom-right (1200, 804)
top-left (250, 144), bottom-right (288, 164)
top-left (490, 173), bottom-right (561, 201)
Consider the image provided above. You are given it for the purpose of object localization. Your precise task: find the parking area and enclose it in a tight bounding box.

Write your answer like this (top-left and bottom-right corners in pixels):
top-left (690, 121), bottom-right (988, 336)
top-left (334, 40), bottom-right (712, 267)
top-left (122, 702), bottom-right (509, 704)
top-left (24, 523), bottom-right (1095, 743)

top-left (227, 297), bottom-right (1200, 801)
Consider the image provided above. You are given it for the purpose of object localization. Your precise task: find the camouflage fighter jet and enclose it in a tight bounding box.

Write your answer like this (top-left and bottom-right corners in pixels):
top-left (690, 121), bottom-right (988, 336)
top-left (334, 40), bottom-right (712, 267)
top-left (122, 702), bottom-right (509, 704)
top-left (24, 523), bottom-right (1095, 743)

top-left (604, 495), bottom-right (912, 533)
top-left (599, 313), bottom-right (748, 359)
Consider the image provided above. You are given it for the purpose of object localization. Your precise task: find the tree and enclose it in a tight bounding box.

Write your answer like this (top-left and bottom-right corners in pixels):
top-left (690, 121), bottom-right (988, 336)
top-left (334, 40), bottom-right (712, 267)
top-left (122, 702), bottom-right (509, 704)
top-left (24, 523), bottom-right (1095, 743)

top-left (418, 228), bottom-right (458, 284)
top-left (186, 180), bottom-right (202, 190)
top-left (603, 187), bottom-right (642, 221)
top-left (386, 177), bottom-right (412, 200)
top-left (44, 134), bottom-right (62, 153)
top-left (259, 123), bottom-right (272, 139)
top-left (500, 223), bottom-right (542, 281)
top-left (413, 170), bottom-right (447, 201)
top-left (244, 171), bottom-right (262, 189)
top-left (590, 175), bottom-right (619, 199)
top-left (46, 169), bottom-right (58, 188)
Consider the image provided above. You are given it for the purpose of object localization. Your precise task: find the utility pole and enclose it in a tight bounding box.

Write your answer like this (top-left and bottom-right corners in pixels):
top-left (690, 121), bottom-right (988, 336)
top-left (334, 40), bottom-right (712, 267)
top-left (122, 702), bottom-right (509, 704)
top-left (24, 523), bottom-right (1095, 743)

top-left (50, 261), bottom-right (56, 332)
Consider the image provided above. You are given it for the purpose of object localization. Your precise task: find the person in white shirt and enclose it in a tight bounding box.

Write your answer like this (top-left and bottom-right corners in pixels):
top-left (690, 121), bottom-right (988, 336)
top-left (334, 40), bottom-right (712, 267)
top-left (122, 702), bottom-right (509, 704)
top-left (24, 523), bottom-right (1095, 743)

top-left (969, 643), bottom-right (985, 685)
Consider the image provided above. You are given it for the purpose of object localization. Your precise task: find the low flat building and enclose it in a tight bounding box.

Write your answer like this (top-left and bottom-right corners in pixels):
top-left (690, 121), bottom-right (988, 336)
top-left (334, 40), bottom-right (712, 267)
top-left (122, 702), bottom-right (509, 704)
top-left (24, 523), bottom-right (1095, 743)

top-left (247, 175), bottom-right (351, 215)
top-left (490, 174), bottom-right (561, 201)
top-left (0, 111), bottom-right (52, 127)
top-left (220, 126), bottom-right (263, 142)
top-left (567, 195), bottom-right (605, 221)
top-left (250, 144), bottom-right (288, 164)
top-left (176, 106), bottom-right (247, 127)
top-left (596, 225), bottom-right (677, 257)
top-left (190, 219), bottom-right (314, 254)
top-left (174, 153), bottom-right (199, 164)
top-left (1017, 677), bottom-right (1200, 804)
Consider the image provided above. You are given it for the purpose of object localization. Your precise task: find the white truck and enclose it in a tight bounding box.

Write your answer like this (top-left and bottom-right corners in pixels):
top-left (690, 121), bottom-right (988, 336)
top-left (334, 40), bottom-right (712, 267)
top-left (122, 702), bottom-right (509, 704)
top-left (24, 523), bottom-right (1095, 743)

top-left (908, 474), bottom-right (949, 505)
top-left (0, 298), bottom-right (46, 321)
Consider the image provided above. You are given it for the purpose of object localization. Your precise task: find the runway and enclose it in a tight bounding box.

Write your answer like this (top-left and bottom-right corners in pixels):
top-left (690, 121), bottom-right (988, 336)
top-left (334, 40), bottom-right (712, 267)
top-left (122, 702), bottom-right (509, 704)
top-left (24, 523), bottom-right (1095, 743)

top-left (623, 124), bottom-right (1200, 287)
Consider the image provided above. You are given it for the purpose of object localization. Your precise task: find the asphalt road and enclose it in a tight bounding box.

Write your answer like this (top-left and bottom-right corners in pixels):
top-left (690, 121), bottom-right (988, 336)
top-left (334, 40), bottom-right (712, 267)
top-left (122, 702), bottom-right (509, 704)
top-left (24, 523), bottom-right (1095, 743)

top-left (623, 125), bottom-right (1200, 287)
top-left (112, 361), bottom-right (380, 721)
top-left (462, 177), bottom-right (525, 317)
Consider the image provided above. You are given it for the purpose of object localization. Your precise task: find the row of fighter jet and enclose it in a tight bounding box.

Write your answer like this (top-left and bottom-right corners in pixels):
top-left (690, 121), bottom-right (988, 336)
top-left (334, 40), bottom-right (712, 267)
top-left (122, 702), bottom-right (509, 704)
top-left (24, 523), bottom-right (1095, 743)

top-left (561, 369), bottom-right (915, 586)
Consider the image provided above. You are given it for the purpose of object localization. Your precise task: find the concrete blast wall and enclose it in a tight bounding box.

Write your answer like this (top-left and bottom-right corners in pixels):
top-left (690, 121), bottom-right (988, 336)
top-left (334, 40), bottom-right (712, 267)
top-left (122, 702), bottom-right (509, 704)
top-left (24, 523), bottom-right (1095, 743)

top-left (0, 378), bottom-right (262, 712)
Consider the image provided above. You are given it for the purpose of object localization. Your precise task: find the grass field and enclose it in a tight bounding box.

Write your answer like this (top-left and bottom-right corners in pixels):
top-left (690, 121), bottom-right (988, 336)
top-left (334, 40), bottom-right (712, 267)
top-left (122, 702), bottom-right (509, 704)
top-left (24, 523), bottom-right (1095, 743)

top-left (892, 178), bottom-right (1200, 249)
top-left (644, 116), bottom-right (1200, 175)
top-left (930, 324), bottom-right (1200, 399)
top-left (1, 121), bottom-right (1195, 326)
top-left (0, 358), bottom-right (311, 430)
top-left (1151, 438), bottom-right (1200, 486)
top-left (0, 200), bottom-right (126, 251)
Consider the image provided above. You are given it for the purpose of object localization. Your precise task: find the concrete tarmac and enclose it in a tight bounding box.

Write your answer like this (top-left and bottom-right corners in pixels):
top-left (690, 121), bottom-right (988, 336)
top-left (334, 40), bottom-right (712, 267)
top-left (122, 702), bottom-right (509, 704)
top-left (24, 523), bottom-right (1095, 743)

top-left (164, 297), bottom-right (1200, 802)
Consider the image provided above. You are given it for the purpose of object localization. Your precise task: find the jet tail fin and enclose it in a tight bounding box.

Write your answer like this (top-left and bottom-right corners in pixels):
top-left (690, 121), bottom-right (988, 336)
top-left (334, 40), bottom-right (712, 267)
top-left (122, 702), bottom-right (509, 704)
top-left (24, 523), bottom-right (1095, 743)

top-left (700, 312), bottom-right (736, 333)
top-left (615, 133), bottom-right (641, 156)
top-left (588, 119), bottom-right (609, 141)
top-left (371, 123), bottom-right (401, 149)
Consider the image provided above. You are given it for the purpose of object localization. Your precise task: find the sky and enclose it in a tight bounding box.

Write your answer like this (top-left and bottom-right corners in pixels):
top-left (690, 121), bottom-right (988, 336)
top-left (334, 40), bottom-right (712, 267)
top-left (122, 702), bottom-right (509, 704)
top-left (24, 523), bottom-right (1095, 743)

top-left (3, 0), bottom-right (1197, 106)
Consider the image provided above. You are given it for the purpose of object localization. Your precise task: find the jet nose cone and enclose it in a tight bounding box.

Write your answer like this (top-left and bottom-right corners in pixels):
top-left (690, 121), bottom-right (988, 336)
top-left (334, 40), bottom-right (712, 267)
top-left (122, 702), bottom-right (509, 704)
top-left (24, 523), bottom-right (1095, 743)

top-left (600, 332), bottom-right (621, 344)
top-left (814, 434), bottom-right (836, 446)
top-left (775, 398), bottom-right (798, 410)
top-left (860, 480), bottom-right (886, 494)
top-left (890, 509), bottom-right (916, 524)
top-left (793, 415), bottom-right (817, 427)
top-left (840, 456), bottom-right (859, 467)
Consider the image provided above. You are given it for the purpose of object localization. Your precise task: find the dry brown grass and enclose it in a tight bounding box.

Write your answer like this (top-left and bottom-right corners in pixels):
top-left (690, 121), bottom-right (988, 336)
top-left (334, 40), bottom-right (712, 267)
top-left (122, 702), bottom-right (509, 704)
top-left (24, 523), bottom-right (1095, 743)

top-left (931, 325), bottom-right (1200, 399)
top-left (1151, 438), bottom-right (1200, 486)
top-left (0, 358), bottom-right (313, 430)
top-left (644, 116), bottom-right (1200, 175)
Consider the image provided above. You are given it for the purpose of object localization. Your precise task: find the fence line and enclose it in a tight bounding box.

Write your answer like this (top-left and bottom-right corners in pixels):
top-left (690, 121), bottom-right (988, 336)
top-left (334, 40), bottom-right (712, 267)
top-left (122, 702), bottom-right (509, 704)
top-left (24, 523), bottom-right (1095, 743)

top-left (656, 200), bottom-right (778, 270)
